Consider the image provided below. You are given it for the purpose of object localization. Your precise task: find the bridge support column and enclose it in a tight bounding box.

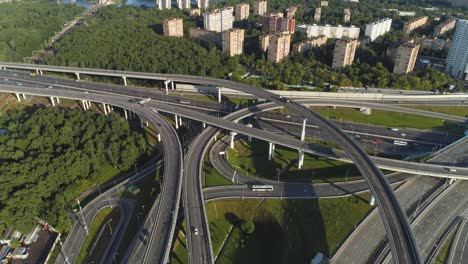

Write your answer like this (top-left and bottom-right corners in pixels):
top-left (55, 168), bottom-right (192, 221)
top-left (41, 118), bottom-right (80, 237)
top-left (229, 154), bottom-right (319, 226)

top-left (202, 122), bottom-right (206, 129)
top-left (246, 124), bottom-right (253, 142)
top-left (301, 119), bottom-right (307, 141)
top-left (217, 87), bottom-right (221, 103)
top-left (107, 104), bottom-right (111, 113)
top-left (22, 94), bottom-right (26, 100)
top-left (50, 97), bottom-right (55, 106)
top-left (75, 72), bottom-right (80, 80)
top-left (39, 70), bottom-right (43, 75)
top-left (179, 116), bottom-right (183, 126)
top-left (81, 100), bottom-right (87, 110)
top-left (157, 133), bottom-right (161, 142)
top-left (87, 101), bottom-right (92, 109)
top-left (122, 76), bottom-right (127, 86)
top-left (298, 150), bottom-right (304, 169)
top-left (171, 81), bottom-right (175, 90)
top-left (14, 93), bottom-right (21, 102)
top-left (124, 109), bottom-right (128, 119)
top-left (145, 121), bottom-right (149, 126)
top-left (102, 104), bottom-right (108, 115)
top-left (230, 132), bottom-right (237, 149)
top-left (268, 142), bottom-right (275, 161)
top-left (35, 69), bottom-right (39, 74)
top-left (140, 119), bottom-right (144, 128)
top-left (369, 195), bottom-right (376, 206)
top-left (55, 97), bottom-right (60, 104)
top-left (449, 178), bottom-right (455, 185)
top-left (175, 115), bottom-right (179, 129)
top-left (164, 80), bottom-right (170, 94)
top-left (360, 108), bottom-right (372, 115)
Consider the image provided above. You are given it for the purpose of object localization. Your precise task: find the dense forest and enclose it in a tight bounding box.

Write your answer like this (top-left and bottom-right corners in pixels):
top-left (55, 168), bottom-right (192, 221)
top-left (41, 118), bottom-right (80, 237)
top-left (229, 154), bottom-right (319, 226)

top-left (0, 1), bottom-right (84, 62)
top-left (44, 5), bottom-right (464, 91)
top-left (0, 107), bottom-right (147, 234)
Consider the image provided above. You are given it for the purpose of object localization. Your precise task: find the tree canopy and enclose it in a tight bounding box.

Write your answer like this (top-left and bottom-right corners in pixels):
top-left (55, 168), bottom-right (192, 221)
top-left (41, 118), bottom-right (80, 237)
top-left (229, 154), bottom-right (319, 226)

top-left (0, 107), bottom-right (147, 234)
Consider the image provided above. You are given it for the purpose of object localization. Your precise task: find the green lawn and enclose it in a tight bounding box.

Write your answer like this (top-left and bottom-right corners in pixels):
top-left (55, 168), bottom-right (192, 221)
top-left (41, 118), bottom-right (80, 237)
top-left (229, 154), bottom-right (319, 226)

top-left (171, 221), bottom-right (189, 264)
top-left (227, 139), bottom-right (362, 183)
top-left (203, 154), bottom-right (233, 187)
top-left (311, 107), bottom-right (465, 135)
top-left (75, 207), bottom-right (121, 264)
top-left (402, 105), bottom-right (468, 118)
top-left (207, 195), bottom-right (372, 263)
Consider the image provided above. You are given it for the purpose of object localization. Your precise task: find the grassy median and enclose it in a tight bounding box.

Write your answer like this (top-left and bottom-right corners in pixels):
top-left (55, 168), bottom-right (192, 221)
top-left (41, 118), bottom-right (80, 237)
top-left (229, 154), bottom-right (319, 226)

top-left (227, 139), bottom-right (362, 183)
top-left (207, 195), bottom-right (372, 263)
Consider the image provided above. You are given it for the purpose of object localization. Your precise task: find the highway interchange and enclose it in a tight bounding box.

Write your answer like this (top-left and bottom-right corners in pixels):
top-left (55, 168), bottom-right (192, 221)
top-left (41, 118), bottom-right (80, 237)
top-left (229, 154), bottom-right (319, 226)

top-left (0, 63), bottom-right (467, 264)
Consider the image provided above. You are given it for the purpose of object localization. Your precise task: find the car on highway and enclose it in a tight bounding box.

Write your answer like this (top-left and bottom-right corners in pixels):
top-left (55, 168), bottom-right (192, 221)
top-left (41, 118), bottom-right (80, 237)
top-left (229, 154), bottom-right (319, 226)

top-left (178, 99), bottom-right (191, 104)
top-left (193, 227), bottom-right (199, 235)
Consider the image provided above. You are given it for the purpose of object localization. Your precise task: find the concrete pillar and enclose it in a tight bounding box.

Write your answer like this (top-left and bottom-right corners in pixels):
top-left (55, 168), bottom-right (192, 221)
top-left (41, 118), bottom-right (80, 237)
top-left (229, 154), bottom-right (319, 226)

top-left (230, 132), bottom-right (237, 149)
top-left (15, 93), bottom-right (21, 102)
top-left (298, 150), bottom-right (304, 169)
top-left (35, 69), bottom-right (39, 74)
top-left (360, 108), bottom-right (372, 115)
top-left (171, 81), bottom-right (174, 90)
top-left (122, 76), bottom-right (127, 86)
top-left (449, 178), bottom-right (455, 185)
top-left (39, 70), bottom-right (43, 75)
top-left (75, 72), bottom-right (80, 80)
top-left (157, 133), bottom-right (161, 142)
top-left (246, 124), bottom-right (253, 142)
top-left (145, 121), bottom-right (149, 126)
top-left (22, 94), bottom-right (26, 99)
top-left (124, 109), bottom-right (128, 119)
top-left (301, 119), bottom-right (307, 141)
top-left (370, 195), bottom-right (376, 206)
top-left (175, 115), bottom-right (179, 129)
top-left (268, 142), bottom-right (275, 161)
top-left (81, 100), bottom-right (87, 110)
top-left (217, 87), bottom-right (221, 103)
top-left (50, 97), bottom-right (55, 107)
top-left (107, 104), bottom-right (111, 113)
top-left (87, 101), bottom-right (91, 109)
top-left (55, 97), bottom-right (60, 104)
top-left (202, 122), bottom-right (206, 129)
top-left (164, 80), bottom-right (170, 94)
top-left (179, 116), bottom-right (182, 126)
top-left (103, 103), bottom-right (108, 115)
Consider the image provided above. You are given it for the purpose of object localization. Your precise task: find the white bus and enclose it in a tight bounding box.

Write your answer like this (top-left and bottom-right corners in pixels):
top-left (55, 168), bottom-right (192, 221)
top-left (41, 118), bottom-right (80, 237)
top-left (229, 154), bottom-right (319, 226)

top-left (394, 140), bottom-right (408, 146)
top-left (251, 185), bottom-right (274, 191)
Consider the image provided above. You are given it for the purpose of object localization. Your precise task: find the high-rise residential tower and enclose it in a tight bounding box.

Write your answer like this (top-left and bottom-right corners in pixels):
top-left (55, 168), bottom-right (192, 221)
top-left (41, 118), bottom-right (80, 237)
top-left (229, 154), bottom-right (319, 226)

top-left (254, 1), bottom-right (267, 16)
top-left (204, 7), bottom-right (234, 32)
top-left (222, 28), bottom-right (245, 56)
top-left (235, 3), bottom-right (250, 21)
top-left (332, 38), bottom-right (358, 69)
top-left (445, 20), bottom-right (468, 80)
top-left (163, 18), bottom-right (184, 37)
top-left (267, 33), bottom-right (291, 63)
top-left (393, 42), bottom-right (420, 75)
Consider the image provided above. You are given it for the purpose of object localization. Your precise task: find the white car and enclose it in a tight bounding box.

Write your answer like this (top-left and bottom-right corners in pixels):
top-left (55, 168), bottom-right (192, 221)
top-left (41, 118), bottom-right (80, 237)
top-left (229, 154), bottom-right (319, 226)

top-left (194, 227), bottom-right (199, 235)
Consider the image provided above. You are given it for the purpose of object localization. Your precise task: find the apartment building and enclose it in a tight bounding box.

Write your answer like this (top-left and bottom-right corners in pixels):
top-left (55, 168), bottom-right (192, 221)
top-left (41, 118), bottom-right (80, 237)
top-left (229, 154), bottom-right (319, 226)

top-left (314, 8), bottom-right (321, 23)
top-left (268, 33), bottom-right (291, 63)
top-left (445, 20), bottom-right (468, 80)
top-left (163, 18), bottom-right (184, 37)
top-left (332, 38), bottom-right (358, 69)
top-left (365, 18), bottom-right (392, 42)
top-left (235, 3), bottom-right (250, 21)
top-left (393, 42), bottom-right (420, 74)
top-left (204, 7), bottom-right (234, 32)
top-left (222, 28), bottom-right (245, 56)
top-left (292, 36), bottom-right (328, 53)
top-left (434, 18), bottom-right (457, 36)
top-left (254, 1), bottom-right (267, 16)
top-left (296, 24), bottom-right (360, 39)
top-left (402, 16), bottom-right (428, 34)
top-left (343, 9), bottom-right (351, 23)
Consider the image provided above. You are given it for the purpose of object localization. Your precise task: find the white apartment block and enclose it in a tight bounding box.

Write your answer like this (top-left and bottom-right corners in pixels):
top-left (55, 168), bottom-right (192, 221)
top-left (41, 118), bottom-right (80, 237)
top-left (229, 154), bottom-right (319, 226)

top-left (365, 18), bottom-right (392, 42)
top-left (235, 3), bottom-right (250, 21)
top-left (296, 24), bottom-right (360, 39)
top-left (158, 0), bottom-right (171, 9)
top-left (177, 0), bottom-right (191, 9)
top-left (446, 20), bottom-right (468, 80)
top-left (197, 0), bottom-right (209, 9)
top-left (254, 1), bottom-right (267, 16)
top-left (204, 7), bottom-right (234, 33)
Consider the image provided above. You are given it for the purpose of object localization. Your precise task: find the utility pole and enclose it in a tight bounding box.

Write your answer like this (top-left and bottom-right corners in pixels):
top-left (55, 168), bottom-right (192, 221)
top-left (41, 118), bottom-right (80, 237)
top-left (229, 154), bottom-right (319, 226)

top-left (76, 199), bottom-right (88, 234)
